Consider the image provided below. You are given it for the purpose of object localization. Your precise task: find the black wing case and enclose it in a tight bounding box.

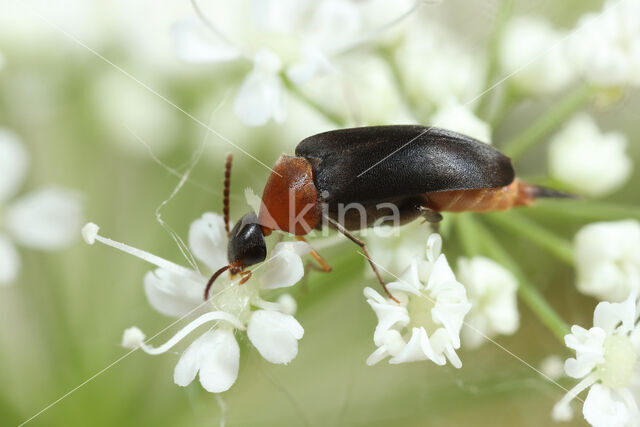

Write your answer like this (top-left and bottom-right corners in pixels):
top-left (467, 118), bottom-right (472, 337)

top-left (295, 125), bottom-right (515, 207)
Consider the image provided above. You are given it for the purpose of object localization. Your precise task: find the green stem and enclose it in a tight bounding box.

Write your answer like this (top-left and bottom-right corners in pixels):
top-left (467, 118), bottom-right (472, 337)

top-left (280, 72), bottom-right (346, 127)
top-left (489, 87), bottom-right (517, 129)
top-left (502, 85), bottom-right (594, 160)
top-left (531, 199), bottom-right (640, 222)
top-left (485, 212), bottom-right (574, 265)
top-left (455, 213), bottom-right (484, 257)
top-left (378, 46), bottom-right (424, 123)
top-left (476, 0), bottom-right (515, 119)
top-left (464, 216), bottom-right (570, 341)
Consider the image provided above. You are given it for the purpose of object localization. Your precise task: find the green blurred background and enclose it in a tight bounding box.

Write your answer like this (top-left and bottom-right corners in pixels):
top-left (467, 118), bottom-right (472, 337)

top-left (0, 0), bottom-right (638, 426)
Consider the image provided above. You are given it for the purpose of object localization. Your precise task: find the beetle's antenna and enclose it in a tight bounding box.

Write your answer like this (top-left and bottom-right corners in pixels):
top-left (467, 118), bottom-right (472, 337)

top-left (223, 153), bottom-right (233, 236)
top-left (205, 265), bottom-right (230, 300)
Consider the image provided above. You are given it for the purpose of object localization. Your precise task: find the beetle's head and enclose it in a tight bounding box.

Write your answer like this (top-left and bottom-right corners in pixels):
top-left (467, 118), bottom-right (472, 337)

top-left (227, 212), bottom-right (267, 270)
top-left (204, 212), bottom-right (267, 300)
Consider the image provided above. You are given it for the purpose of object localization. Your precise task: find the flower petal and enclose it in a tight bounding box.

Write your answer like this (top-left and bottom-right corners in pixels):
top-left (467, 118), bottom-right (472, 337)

top-left (197, 328), bottom-right (241, 393)
top-left (593, 293), bottom-right (637, 335)
top-left (172, 18), bottom-right (240, 64)
top-left (366, 346), bottom-right (389, 366)
top-left (188, 212), bottom-right (229, 272)
top-left (173, 331), bottom-right (205, 388)
top-left (233, 50), bottom-right (285, 127)
top-left (247, 310), bottom-right (304, 364)
top-left (144, 268), bottom-right (204, 318)
top-left (259, 241), bottom-right (310, 289)
top-left (583, 384), bottom-right (631, 427)
top-left (389, 327), bottom-right (444, 365)
top-left (5, 187), bottom-right (83, 250)
top-left (0, 128), bottom-right (29, 203)
top-left (0, 232), bottom-right (20, 286)
top-left (364, 287), bottom-right (410, 345)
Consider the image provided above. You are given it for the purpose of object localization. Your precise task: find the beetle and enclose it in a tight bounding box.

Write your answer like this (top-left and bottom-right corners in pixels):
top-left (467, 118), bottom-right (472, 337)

top-left (206, 125), bottom-right (569, 301)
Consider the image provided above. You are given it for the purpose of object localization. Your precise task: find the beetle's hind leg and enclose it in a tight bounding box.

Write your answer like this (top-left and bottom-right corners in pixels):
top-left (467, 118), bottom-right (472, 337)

top-left (325, 216), bottom-right (400, 304)
top-left (418, 206), bottom-right (443, 223)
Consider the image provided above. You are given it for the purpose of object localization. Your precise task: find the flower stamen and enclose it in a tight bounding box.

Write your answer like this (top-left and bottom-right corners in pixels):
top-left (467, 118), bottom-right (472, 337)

top-left (82, 222), bottom-right (202, 282)
top-left (122, 311), bottom-right (245, 355)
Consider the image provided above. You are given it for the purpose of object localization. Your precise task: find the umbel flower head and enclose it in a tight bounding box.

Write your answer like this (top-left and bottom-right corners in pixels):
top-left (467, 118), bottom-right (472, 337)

top-left (552, 278), bottom-right (640, 427)
top-left (456, 256), bottom-right (519, 349)
top-left (0, 128), bottom-right (83, 285)
top-left (83, 212), bottom-right (310, 393)
top-left (364, 234), bottom-right (471, 368)
top-left (548, 114), bottom-right (632, 198)
top-left (573, 220), bottom-right (640, 302)
top-left (173, 0), bottom-right (417, 126)
top-left (567, 0), bottom-right (640, 88)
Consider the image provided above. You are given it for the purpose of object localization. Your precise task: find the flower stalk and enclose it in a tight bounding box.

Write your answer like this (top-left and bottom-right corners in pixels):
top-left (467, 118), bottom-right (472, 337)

top-left (476, 0), bottom-right (515, 119)
top-left (484, 211), bottom-right (574, 265)
top-left (463, 215), bottom-right (570, 341)
top-left (502, 85), bottom-right (594, 160)
top-left (280, 72), bottom-right (347, 127)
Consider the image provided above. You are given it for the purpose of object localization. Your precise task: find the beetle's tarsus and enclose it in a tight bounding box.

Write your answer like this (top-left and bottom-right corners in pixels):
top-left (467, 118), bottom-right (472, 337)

top-left (418, 206), bottom-right (443, 223)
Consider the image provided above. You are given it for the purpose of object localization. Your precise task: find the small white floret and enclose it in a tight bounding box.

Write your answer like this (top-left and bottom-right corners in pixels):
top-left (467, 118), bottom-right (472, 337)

top-left (122, 326), bottom-right (146, 349)
top-left (82, 222), bottom-right (100, 245)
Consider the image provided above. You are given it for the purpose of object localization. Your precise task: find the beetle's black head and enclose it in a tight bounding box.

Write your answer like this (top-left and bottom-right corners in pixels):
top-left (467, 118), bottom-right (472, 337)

top-left (227, 212), bottom-right (267, 269)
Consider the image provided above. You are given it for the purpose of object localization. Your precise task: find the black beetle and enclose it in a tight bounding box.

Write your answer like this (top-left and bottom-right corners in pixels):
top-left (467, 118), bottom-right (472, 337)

top-left (206, 125), bottom-right (568, 301)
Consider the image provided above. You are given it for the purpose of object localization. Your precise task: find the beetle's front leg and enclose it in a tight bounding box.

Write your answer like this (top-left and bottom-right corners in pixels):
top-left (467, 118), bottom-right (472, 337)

top-left (239, 270), bottom-right (252, 285)
top-left (295, 236), bottom-right (332, 273)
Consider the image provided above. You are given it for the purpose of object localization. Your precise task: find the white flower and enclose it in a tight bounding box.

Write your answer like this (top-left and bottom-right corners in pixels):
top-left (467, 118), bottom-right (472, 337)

top-left (573, 220), bottom-right (640, 302)
top-left (457, 256), bottom-right (519, 349)
top-left (430, 102), bottom-right (492, 144)
top-left (302, 53), bottom-right (411, 125)
top-left (499, 16), bottom-right (573, 94)
top-left (366, 220), bottom-right (433, 278)
top-left (549, 114), bottom-right (632, 197)
top-left (83, 212), bottom-right (310, 393)
top-left (552, 286), bottom-right (640, 427)
top-left (0, 129), bottom-right (83, 286)
top-left (364, 234), bottom-right (471, 368)
top-left (395, 21), bottom-right (485, 114)
top-left (567, 0), bottom-right (640, 87)
top-left (173, 0), bottom-right (416, 126)
top-left (540, 355), bottom-right (566, 381)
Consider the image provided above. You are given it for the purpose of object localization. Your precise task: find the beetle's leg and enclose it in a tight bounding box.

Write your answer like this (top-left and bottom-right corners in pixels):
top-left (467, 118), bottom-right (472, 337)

top-left (295, 236), bottom-right (332, 273)
top-left (239, 270), bottom-right (252, 285)
top-left (418, 206), bottom-right (443, 223)
top-left (325, 217), bottom-right (400, 304)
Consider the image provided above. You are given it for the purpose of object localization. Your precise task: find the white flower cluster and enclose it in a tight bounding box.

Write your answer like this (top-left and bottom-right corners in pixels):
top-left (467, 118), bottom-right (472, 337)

top-left (500, 16), bottom-right (573, 95)
top-left (553, 285), bottom-right (640, 427)
top-left (573, 220), bottom-right (640, 302)
top-left (0, 129), bottom-right (83, 285)
top-left (457, 256), bottom-right (519, 348)
top-left (84, 213), bottom-right (310, 393)
top-left (173, 0), bottom-right (417, 126)
top-left (549, 114), bottom-right (632, 198)
top-left (364, 234), bottom-right (471, 367)
top-left (568, 0), bottom-right (640, 88)
top-left (366, 230), bottom-right (520, 357)
top-left (554, 219), bottom-right (640, 426)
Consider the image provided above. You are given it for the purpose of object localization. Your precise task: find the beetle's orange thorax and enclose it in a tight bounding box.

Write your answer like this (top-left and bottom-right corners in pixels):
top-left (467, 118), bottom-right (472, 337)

top-left (258, 155), bottom-right (320, 236)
